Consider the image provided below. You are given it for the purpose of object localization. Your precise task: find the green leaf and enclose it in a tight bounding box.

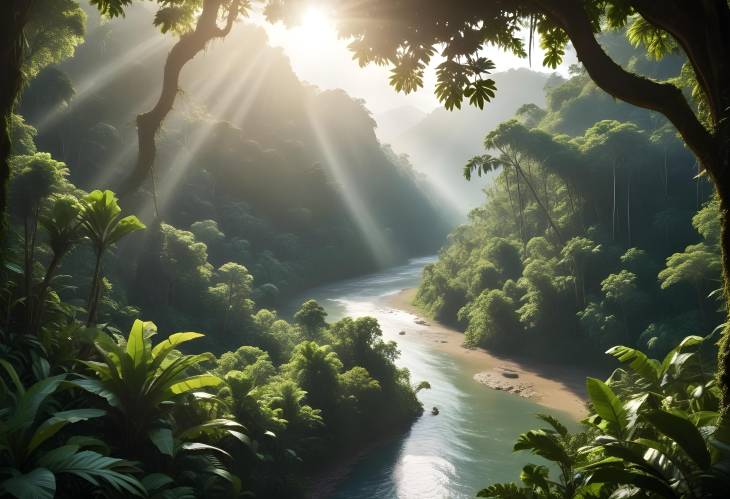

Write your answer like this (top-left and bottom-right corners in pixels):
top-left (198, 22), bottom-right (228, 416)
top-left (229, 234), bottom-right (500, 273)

top-left (168, 374), bottom-right (223, 395)
top-left (513, 430), bottom-right (570, 466)
top-left (141, 473), bottom-right (174, 493)
top-left (644, 409), bottom-right (711, 468)
top-left (0, 358), bottom-right (25, 394)
top-left (8, 375), bottom-right (66, 432)
top-left (536, 413), bottom-right (568, 438)
top-left (0, 467), bottom-right (55, 499)
top-left (586, 466), bottom-right (677, 498)
top-left (126, 319), bottom-right (147, 368)
top-left (149, 427), bottom-right (174, 456)
top-left (519, 464), bottom-right (550, 490)
top-left (38, 449), bottom-right (144, 496)
top-left (586, 377), bottom-right (626, 436)
top-left (71, 378), bottom-right (121, 407)
top-left (606, 345), bottom-right (660, 385)
top-left (477, 483), bottom-right (526, 498)
top-left (28, 408), bottom-right (106, 455)
top-left (151, 332), bottom-right (204, 362)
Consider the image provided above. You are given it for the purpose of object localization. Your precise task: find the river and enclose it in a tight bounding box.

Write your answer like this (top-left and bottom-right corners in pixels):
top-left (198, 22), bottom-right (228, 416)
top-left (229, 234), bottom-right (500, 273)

top-left (287, 256), bottom-right (577, 499)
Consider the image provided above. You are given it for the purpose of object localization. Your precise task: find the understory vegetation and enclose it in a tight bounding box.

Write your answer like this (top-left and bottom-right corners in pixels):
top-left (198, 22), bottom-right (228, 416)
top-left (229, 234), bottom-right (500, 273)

top-left (480, 333), bottom-right (730, 498)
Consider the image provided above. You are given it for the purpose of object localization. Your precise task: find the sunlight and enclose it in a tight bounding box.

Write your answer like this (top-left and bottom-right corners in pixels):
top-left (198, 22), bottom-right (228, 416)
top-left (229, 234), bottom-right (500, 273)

top-left (306, 105), bottom-right (398, 267)
top-left (302, 6), bottom-right (332, 35)
top-left (153, 52), bottom-right (274, 213)
top-left (34, 35), bottom-right (169, 131)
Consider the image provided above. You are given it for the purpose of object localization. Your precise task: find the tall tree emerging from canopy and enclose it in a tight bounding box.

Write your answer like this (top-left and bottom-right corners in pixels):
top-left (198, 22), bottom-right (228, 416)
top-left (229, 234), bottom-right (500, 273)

top-left (269, 0), bottom-right (730, 414)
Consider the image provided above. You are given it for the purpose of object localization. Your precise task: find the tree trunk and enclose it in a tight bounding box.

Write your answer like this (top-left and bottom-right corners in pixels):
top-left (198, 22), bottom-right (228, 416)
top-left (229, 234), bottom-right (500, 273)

top-left (86, 251), bottom-right (102, 326)
top-left (716, 144), bottom-right (730, 418)
top-left (0, 1), bottom-right (32, 245)
top-left (118, 0), bottom-right (237, 204)
top-left (612, 159), bottom-right (617, 241)
top-left (627, 169), bottom-right (632, 247)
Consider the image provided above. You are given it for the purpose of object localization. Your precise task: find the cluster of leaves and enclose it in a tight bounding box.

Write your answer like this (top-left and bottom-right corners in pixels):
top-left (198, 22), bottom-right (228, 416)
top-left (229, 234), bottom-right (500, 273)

top-left (479, 333), bottom-right (729, 498)
top-left (417, 58), bottom-right (717, 361)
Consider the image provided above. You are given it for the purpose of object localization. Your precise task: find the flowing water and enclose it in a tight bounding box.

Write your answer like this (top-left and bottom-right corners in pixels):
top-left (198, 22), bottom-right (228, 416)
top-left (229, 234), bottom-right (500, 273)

top-left (287, 256), bottom-right (576, 499)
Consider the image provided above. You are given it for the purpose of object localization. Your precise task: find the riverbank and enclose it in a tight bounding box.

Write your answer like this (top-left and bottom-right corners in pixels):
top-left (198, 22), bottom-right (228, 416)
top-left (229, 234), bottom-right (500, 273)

top-left (385, 288), bottom-right (591, 419)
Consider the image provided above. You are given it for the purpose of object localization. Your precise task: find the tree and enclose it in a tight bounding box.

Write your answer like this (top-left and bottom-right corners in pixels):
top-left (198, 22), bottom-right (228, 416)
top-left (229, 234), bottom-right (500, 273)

top-left (283, 341), bottom-right (342, 415)
top-left (87, 0), bottom-right (246, 205)
top-left (208, 262), bottom-right (254, 334)
top-left (276, 0), bottom-right (730, 416)
top-left (79, 190), bottom-right (145, 326)
top-left (8, 153), bottom-right (68, 309)
top-left (293, 299), bottom-right (327, 339)
top-left (1, 0), bottom-right (84, 241)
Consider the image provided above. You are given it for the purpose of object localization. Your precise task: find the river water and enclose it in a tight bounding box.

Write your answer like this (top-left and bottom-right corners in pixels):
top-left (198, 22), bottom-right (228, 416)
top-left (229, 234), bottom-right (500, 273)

top-left (287, 256), bottom-right (576, 499)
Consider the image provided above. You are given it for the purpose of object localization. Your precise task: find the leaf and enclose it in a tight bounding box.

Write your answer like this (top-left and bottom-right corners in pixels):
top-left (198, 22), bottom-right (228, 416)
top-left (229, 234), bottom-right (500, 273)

top-left (38, 449), bottom-right (145, 496)
top-left (644, 409), bottom-right (711, 468)
top-left (585, 466), bottom-right (677, 498)
top-left (28, 408), bottom-right (106, 455)
top-left (519, 464), bottom-right (550, 490)
top-left (586, 377), bottom-right (626, 436)
top-left (0, 467), bottom-right (56, 499)
top-left (536, 413), bottom-right (568, 438)
top-left (141, 473), bottom-right (174, 493)
top-left (177, 418), bottom-right (246, 441)
top-left (126, 319), bottom-right (147, 368)
top-left (513, 429), bottom-right (571, 466)
top-left (151, 332), bottom-right (204, 362)
top-left (0, 358), bottom-right (25, 394)
top-left (4, 261), bottom-right (23, 274)
top-left (168, 374), bottom-right (223, 395)
top-left (179, 442), bottom-right (232, 458)
top-left (606, 346), bottom-right (660, 385)
top-left (477, 483), bottom-right (526, 498)
top-left (149, 427), bottom-right (174, 456)
top-left (71, 378), bottom-right (121, 407)
top-left (7, 375), bottom-right (66, 433)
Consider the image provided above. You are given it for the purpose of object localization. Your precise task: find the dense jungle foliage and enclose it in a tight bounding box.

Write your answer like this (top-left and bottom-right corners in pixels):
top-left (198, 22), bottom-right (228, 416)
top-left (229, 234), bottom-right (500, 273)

top-left (3, 0), bottom-right (730, 498)
top-left (416, 38), bottom-right (720, 363)
top-left (18, 4), bottom-right (454, 329)
top-left (0, 3), bottom-right (429, 498)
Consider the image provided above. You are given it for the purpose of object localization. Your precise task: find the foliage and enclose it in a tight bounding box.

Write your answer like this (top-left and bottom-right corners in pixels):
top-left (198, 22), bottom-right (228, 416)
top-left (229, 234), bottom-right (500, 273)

top-left (480, 333), bottom-right (728, 498)
top-left (418, 67), bottom-right (716, 361)
top-left (0, 362), bottom-right (144, 498)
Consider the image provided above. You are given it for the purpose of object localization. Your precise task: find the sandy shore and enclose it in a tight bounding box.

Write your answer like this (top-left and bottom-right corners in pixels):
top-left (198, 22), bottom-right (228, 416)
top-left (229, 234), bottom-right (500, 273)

top-left (386, 288), bottom-right (591, 419)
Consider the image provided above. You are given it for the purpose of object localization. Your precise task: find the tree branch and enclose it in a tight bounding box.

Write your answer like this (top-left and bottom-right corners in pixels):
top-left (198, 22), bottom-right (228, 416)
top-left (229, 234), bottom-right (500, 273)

top-left (534, 0), bottom-right (717, 172)
top-left (120, 0), bottom-right (239, 203)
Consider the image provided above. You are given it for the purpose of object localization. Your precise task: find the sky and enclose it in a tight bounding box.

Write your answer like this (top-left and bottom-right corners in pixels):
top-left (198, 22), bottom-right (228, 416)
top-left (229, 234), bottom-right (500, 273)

top-left (256, 7), bottom-right (577, 114)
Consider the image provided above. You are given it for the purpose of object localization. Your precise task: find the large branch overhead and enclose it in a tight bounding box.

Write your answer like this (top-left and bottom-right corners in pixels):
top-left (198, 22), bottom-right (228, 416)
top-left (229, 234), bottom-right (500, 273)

top-left (120, 0), bottom-right (239, 201)
top-left (630, 0), bottom-right (730, 128)
top-left (534, 0), bottom-right (717, 172)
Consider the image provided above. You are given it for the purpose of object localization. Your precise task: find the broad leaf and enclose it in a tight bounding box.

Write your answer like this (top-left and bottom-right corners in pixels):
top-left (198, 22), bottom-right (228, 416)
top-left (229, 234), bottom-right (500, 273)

top-left (606, 346), bottom-right (660, 386)
top-left (0, 467), bottom-right (55, 499)
top-left (586, 377), bottom-right (626, 436)
top-left (644, 410), bottom-right (711, 468)
top-left (168, 374), bottom-right (223, 395)
top-left (149, 427), bottom-right (174, 456)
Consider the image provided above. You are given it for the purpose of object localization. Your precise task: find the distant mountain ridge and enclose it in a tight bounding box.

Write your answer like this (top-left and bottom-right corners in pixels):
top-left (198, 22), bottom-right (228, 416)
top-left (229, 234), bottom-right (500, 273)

top-left (380, 68), bottom-right (561, 215)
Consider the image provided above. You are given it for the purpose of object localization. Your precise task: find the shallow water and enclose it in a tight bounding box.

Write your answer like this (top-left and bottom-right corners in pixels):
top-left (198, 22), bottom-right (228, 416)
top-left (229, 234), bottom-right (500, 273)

top-left (287, 256), bottom-right (576, 499)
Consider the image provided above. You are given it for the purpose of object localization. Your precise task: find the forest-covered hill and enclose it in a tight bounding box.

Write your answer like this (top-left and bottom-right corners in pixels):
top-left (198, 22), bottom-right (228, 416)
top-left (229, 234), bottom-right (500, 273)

top-left (416, 36), bottom-right (716, 363)
top-left (19, 4), bottom-right (456, 319)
